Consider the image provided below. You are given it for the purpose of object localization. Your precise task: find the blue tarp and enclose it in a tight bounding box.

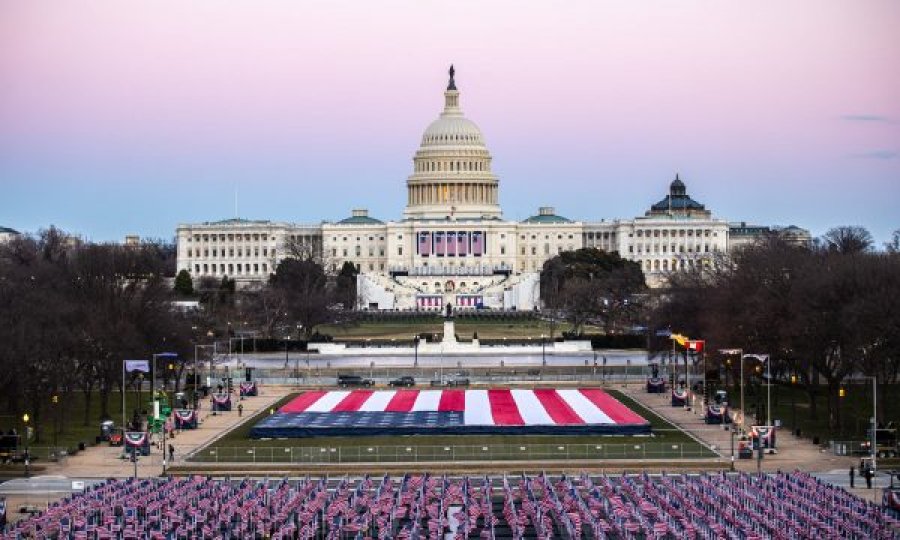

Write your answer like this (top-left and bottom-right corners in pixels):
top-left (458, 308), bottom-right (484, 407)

top-left (250, 411), bottom-right (652, 438)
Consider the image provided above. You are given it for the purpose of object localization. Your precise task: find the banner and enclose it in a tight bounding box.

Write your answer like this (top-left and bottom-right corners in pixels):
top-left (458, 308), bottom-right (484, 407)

top-left (124, 360), bottom-right (150, 373)
top-left (457, 231), bottom-right (468, 256)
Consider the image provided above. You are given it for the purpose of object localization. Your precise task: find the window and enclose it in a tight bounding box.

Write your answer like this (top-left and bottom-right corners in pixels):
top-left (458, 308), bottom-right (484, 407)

top-left (500, 246), bottom-right (506, 255)
top-left (343, 248), bottom-right (348, 256)
top-left (398, 247), bottom-right (403, 255)
top-left (332, 248), bottom-right (337, 256)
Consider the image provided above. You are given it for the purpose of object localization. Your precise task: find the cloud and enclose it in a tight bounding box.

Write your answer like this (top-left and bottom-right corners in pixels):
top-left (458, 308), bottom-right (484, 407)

top-left (851, 150), bottom-right (898, 160)
top-left (841, 114), bottom-right (892, 123)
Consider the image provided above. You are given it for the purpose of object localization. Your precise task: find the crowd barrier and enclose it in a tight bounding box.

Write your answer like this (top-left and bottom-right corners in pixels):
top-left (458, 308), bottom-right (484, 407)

top-left (191, 441), bottom-right (716, 464)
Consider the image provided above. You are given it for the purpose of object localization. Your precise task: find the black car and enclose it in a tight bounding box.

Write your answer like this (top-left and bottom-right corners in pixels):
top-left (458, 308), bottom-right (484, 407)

top-left (389, 376), bottom-right (415, 387)
top-left (337, 375), bottom-right (374, 388)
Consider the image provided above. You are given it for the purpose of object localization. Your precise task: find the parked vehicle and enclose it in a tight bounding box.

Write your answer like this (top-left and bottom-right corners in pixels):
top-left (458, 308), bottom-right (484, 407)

top-left (0, 433), bottom-right (20, 463)
top-left (860, 428), bottom-right (898, 458)
top-left (389, 376), bottom-right (415, 387)
top-left (108, 428), bottom-right (124, 447)
top-left (337, 375), bottom-right (374, 388)
top-left (431, 377), bottom-right (470, 387)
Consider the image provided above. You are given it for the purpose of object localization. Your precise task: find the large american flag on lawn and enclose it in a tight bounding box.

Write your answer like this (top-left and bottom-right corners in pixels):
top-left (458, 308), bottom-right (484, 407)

top-left (251, 388), bottom-right (650, 438)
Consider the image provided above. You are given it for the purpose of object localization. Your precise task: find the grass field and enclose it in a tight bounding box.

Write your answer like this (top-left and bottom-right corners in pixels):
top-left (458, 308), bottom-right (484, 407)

top-left (317, 320), bottom-right (600, 341)
top-left (190, 389), bottom-right (716, 463)
top-left (0, 390), bottom-right (187, 457)
top-left (731, 382), bottom-right (899, 443)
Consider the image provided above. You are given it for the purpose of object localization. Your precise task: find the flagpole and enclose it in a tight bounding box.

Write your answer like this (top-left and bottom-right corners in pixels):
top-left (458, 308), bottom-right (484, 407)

top-left (122, 361), bottom-right (126, 434)
top-left (766, 354), bottom-right (772, 428)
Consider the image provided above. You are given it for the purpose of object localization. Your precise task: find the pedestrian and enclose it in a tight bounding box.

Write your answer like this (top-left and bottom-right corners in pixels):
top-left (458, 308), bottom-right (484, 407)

top-left (865, 468), bottom-right (873, 489)
top-left (849, 466), bottom-right (855, 488)
top-left (168, 444), bottom-right (175, 463)
top-left (238, 403), bottom-right (243, 417)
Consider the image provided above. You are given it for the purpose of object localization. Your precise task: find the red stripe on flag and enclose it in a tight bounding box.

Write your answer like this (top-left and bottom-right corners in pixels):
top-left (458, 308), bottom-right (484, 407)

top-left (578, 389), bottom-right (646, 424)
top-left (533, 389), bottom-right (585, 425)
top-left (279, 391), bottom-right (328, 413)
top-left (438, 390), bottom-right (465, 411)
top-left (488, 389), bottom-right (525, 425)
top-left (385, 390), bottom-right (420, 412)
top-left (332, 390), bottom-right (374, 412)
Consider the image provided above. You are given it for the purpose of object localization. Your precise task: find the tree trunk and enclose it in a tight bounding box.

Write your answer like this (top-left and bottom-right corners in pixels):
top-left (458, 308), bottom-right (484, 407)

top-left (806, 385), bottom-right (818, 422)
top-left (83, 387), bottom-right (93, 426)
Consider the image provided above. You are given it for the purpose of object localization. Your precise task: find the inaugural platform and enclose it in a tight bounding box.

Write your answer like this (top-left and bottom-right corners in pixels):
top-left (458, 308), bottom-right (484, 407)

top-left (250, 388), bottom-right (650, 438)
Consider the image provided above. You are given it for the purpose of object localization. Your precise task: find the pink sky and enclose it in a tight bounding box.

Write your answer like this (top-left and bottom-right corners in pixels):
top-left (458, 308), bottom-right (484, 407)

top-left (1, 1), bottom-right (898, 241)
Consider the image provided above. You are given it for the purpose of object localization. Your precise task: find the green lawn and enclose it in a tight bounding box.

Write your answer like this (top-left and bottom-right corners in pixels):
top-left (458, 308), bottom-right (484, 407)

top-left (0, 389), bottom-right (192, 456)
top-left (729, 382), bottom-right (899, 443)
top-left (317, 320), bottom-right (600, 341)
top-left (192, 389), bottom-right (715, 463)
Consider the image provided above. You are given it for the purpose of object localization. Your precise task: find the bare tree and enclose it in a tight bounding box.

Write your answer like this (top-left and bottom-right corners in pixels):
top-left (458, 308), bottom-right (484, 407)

top-left (821, 226), bottom-right (874, 254)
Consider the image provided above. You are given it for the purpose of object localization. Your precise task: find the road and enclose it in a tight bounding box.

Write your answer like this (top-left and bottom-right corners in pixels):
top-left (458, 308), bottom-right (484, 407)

top-left (214, 351), bottom-right (652, 369)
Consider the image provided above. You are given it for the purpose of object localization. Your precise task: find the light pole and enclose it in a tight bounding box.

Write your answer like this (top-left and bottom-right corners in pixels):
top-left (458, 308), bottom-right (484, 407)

top-left (413, 335), bottom-right (419, 368)
top-left (541, 334), bottom-right (546, 367)
top-left (860, 375), bottom-right (878, 474)
top-left (718, 349), bottom-right (744, 431)
top-left (151, 352), bottom-right (178, 421)
top-left (22, 413), bottom-right (30, 478)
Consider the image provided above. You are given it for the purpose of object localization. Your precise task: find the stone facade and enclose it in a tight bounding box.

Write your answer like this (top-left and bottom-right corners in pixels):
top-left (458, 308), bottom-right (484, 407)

top-left (175, 67), bottom-right (807, 307)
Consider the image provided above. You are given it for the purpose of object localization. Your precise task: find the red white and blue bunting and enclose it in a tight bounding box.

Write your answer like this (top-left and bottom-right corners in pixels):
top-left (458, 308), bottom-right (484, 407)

top-left (671, 388), bottom-right (688, 406)
top-left (239, 381), bottom-right (258, 397)
top-left (174, 409), bottom-right (198, 429)
top-left (705, 404), bottom-right (731, 424)
top-left (751, 425), bottom-right (777, 449)
top-left (646, 377), bottom-right (666, 393)
top-left (212, 394), bottom-right (232, 412)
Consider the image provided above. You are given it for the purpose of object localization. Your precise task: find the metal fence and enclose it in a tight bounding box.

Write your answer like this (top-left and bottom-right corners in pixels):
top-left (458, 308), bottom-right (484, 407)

top-left (190, 441), bottom-right (716, 464)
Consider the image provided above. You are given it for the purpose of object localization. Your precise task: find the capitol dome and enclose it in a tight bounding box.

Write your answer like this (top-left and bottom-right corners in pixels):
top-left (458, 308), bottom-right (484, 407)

top-left (420, 116), bottom-right (486, 147)
top-left (404, 66), bottom-right (501, 221)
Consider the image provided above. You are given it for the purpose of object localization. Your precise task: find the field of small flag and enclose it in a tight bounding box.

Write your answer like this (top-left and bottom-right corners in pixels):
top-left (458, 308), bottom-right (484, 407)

top-left (3, 472), bottom-right (898, 539)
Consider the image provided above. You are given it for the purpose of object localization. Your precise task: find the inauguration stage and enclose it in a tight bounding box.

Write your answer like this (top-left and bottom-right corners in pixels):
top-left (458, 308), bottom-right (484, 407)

top-left (250, 388), bottom-right (650, 438)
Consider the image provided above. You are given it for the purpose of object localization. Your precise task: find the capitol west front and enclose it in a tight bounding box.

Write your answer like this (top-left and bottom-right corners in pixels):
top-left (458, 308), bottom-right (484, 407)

top-left (176, 68), bottom-right (805, 310)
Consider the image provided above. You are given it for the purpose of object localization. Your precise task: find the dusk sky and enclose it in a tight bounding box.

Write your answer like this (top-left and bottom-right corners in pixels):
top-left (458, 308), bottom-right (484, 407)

top-left (1, 1), bottom-right (898, 244)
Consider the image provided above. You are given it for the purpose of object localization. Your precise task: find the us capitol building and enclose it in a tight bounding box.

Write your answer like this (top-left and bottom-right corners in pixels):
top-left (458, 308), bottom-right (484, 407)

top-left (176, 67), bottom-right (809, 310)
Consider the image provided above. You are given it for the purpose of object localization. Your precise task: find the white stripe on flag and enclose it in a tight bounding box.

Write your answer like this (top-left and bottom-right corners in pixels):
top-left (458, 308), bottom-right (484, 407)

top-left (358, 390), bottom-right (396, 412)
top-left (305, 391), bottom-right (350, 412)
top-left (556, 389), bottom-right (614, 424)
top-left (411, 390), bottom-right (442, 412)
top-left (510, 389), bottom-right (554, 426)
top-left (464, 390), bottom-right (494, 425)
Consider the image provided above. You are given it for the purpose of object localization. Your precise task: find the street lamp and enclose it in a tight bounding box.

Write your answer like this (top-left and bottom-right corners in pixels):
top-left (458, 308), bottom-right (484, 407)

top-left (859, 376), bottom-right (878, 475)
top-left (22, 413), bottom-right (30, 478)
top-left (151, 352), bottom-right (178, 418)
top-left (718, 349), bottom-right (744, 431)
